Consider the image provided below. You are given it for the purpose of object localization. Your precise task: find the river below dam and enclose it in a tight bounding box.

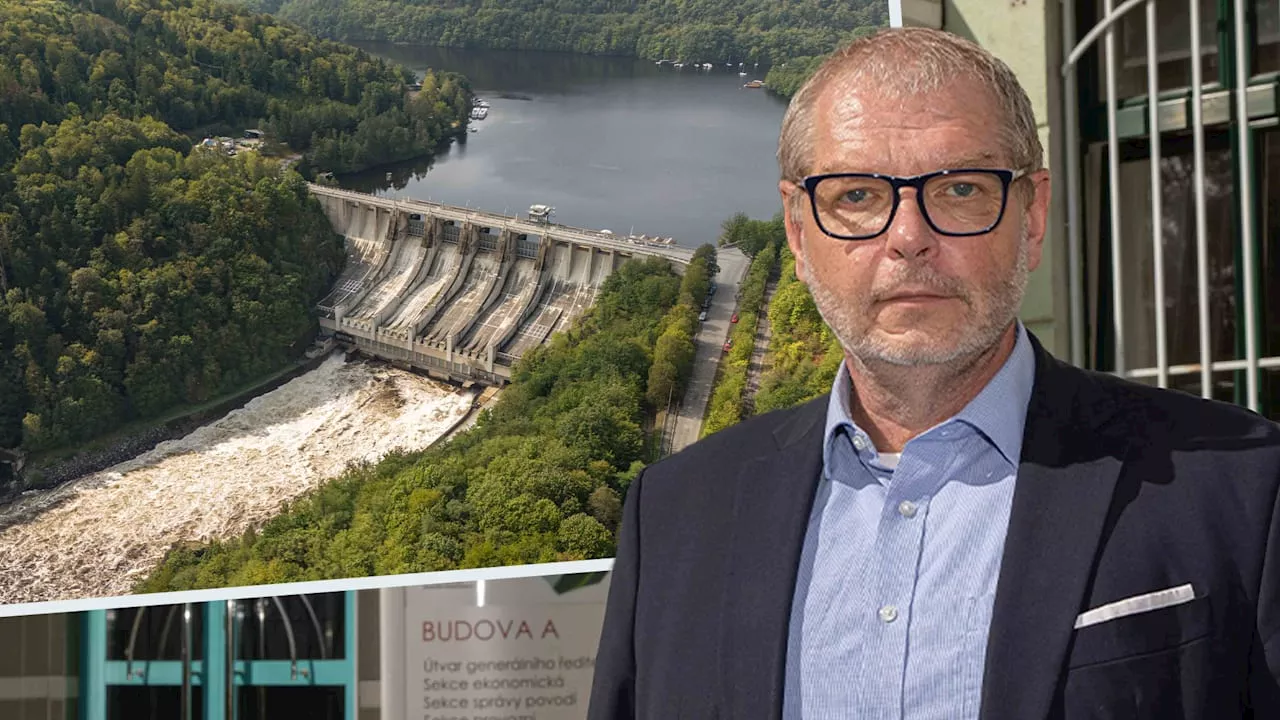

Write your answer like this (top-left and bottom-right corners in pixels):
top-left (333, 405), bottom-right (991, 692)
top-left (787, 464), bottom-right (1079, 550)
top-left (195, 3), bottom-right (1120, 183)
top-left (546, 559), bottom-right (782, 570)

top-left (0, 354), bottom-right (475, 605)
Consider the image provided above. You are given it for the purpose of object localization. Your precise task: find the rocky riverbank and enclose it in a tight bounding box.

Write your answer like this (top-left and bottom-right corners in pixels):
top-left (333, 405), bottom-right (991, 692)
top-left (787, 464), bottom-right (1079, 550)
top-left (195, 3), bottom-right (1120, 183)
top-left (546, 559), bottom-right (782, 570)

top-left (0, 351), bottom-right (334, 508)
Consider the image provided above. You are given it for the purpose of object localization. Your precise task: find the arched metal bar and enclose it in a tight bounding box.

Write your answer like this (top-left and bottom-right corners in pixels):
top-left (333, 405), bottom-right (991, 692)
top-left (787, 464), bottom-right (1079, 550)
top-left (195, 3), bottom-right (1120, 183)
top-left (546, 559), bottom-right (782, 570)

top-left (157, 605), bottom-right (178, 662)
top-left (269, 596), bottom-right (303, 679)
top-left (299, 594), bottom-right (329, 660)
top-left (1064, 0), bottom-right (1149, 72)
top-left (124, 607), bottom-right (147, 679)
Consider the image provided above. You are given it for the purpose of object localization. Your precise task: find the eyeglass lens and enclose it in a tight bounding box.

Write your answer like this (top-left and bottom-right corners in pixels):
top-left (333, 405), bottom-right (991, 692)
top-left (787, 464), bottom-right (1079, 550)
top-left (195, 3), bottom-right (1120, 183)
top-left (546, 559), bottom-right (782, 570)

top-left (812, 172), bottom-right (1007, 237)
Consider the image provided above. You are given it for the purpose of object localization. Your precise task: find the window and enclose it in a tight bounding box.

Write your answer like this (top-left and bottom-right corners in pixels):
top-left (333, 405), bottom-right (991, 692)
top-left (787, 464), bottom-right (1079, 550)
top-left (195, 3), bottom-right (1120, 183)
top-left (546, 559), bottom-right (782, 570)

top-left (1101, 0), bottom-right (1219, 99)
top-left (1071, 0), bottom-right (1280, 416)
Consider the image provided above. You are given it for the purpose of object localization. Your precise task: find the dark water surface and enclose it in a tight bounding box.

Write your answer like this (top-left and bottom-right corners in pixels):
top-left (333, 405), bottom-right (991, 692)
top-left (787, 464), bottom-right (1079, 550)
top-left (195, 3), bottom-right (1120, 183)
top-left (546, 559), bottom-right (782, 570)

top-left (341, 44), bottom-right (788, 246)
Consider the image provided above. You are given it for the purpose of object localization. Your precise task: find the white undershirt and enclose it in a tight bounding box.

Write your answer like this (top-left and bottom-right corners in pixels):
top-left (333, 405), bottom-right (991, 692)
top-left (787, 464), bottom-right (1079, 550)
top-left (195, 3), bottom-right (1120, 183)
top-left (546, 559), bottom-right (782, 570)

top-left (877, 452), bottom-right (902, 470)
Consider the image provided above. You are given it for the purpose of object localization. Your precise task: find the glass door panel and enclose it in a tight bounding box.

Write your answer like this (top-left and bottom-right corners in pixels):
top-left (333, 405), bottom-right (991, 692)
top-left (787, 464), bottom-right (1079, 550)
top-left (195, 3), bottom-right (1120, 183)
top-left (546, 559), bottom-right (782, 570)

top-left (85, 592), bottom-right (355, 720)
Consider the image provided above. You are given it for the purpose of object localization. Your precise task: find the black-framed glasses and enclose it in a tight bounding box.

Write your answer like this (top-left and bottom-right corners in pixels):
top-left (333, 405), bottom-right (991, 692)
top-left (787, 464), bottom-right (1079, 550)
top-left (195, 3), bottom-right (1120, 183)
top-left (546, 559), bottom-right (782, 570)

top-left (799, 168), bottom-right (1027, 240)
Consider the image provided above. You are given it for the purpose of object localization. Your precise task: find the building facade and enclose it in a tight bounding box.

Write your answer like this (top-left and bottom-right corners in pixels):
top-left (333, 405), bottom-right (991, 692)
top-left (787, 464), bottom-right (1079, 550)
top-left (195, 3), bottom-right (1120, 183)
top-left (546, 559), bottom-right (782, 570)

top-left (0, 572), bottom-right (610, 720)
top-left (904, 0), bottom-right (1279, 418)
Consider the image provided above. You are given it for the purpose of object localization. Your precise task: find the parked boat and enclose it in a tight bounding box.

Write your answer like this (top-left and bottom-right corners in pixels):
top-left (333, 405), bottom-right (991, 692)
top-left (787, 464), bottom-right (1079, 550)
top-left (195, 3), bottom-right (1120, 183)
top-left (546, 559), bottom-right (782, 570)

top-left (744, 79), bottom-right (765, 88)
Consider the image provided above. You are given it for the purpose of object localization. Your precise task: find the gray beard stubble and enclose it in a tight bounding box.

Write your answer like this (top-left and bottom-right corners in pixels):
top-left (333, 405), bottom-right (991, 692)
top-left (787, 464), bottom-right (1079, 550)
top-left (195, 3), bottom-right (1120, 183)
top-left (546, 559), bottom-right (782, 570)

top-left (801, 226), bottom-right (1031, 368)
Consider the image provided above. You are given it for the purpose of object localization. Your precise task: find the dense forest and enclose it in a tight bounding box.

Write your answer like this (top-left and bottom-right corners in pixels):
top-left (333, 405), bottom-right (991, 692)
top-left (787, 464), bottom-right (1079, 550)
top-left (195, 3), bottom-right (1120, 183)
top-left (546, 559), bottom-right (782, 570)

top-left (703, 215), bottom-right (781, 437)
top-left (239, 0), bottom-right (886, 68)
top-left (704, 212), bottom-right (841, 431)
top-left (140, 249), bottom-right (717, 589)
top-left (754, 244), bottom-right (844, 413)
top-left (764, 54), bottom-right (829, 97)
top-left (0, 0), bottom-right (474, 454)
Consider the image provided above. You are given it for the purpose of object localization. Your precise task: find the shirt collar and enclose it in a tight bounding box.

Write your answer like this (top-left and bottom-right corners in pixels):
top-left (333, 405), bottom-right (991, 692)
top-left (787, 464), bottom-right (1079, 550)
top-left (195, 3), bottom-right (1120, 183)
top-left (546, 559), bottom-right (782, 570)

top-left (822, 322), bottom-right (1037, 472)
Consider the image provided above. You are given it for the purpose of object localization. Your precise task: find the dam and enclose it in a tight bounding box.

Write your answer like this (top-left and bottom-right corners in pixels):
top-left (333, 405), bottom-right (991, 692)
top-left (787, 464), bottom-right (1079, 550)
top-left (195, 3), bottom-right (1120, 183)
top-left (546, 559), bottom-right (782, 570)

top-left (308, 185), bottom-right (696, 385)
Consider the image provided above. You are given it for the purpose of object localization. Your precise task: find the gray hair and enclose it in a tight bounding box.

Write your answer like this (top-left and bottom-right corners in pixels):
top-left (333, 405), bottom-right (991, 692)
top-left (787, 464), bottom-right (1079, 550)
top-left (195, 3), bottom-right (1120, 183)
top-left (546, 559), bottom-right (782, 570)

top-left (778, 28), bottom-right (1043, 192)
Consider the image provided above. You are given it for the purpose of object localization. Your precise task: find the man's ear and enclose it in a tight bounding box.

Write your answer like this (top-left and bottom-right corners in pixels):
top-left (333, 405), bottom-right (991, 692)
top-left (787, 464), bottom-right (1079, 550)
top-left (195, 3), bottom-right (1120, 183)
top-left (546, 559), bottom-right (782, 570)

top-left (780, 181), bottom-right (808, 283)
top-left (1022, 169), bottom-right (1051, 273)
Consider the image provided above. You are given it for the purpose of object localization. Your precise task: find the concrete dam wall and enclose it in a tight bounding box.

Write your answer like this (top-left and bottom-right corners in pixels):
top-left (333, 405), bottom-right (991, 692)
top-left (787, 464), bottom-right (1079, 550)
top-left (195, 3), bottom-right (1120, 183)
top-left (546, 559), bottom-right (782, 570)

top-left (308, 186), bottom-right (690, 386)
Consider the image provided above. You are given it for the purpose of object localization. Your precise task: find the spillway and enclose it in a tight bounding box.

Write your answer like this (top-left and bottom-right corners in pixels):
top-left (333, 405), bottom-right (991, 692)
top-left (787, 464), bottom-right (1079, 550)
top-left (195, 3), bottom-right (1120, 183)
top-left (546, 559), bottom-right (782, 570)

top-left (382, 242), bottom-right (459, 335)
top-left (458, 256), bottom-right (539, 356)
top-left (346, 235), bottom-right (427, 327)
top-left (422, 251), bottom-right (502, 344)
top-left (305, 186), bottom-right (694, 384)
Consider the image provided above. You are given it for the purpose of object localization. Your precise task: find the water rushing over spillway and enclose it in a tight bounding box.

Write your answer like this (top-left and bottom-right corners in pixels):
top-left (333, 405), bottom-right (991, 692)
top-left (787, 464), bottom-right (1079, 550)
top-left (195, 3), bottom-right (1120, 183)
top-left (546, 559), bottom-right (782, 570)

top-left (0, 354), bottom-right (476, 605)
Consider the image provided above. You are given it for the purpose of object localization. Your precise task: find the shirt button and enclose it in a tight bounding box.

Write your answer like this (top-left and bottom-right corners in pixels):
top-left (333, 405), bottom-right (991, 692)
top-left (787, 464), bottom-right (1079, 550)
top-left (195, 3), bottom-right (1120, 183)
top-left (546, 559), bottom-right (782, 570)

top-left (852, 435), bottom-right (867, 451)
top-left (898, 500), bottom-right (918, 518)
top-left (878, 605), bottom-right (898, 623)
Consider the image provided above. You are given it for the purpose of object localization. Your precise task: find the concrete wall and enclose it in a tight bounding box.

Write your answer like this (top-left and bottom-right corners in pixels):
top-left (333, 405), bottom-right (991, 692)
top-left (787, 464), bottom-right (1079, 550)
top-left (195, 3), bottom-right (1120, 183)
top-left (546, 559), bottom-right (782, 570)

top-left (941, 0), bottom-right (1067, 359)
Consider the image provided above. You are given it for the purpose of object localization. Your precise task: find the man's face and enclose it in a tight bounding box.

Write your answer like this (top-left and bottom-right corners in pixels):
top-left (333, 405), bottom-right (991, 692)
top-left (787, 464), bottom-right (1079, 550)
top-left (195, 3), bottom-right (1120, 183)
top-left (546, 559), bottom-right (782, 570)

top-left (780, 77), bottom-right (1050, 367)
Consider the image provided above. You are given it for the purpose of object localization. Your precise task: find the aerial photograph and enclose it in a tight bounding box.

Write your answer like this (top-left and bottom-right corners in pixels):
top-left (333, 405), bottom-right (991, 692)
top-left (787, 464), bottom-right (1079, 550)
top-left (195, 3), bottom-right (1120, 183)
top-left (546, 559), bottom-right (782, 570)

top-left (0, 0), bottom-right (887, 605)
top-left (3, 0), bottom-right (1280, 719)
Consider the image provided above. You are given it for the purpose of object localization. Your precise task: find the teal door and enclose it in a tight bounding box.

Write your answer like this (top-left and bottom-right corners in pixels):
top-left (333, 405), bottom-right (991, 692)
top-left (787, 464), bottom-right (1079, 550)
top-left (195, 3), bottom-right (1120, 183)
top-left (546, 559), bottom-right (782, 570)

top-left (80, 592), bottom-right (357, 720)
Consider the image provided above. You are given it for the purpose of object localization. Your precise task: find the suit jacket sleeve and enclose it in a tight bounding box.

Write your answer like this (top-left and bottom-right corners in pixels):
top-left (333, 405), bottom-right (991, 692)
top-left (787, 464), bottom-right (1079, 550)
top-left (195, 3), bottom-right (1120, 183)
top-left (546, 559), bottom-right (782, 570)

top-left (587, 467), bottom-right (644, 720)
top-left (1255, 468), bottom-right (1280, 714)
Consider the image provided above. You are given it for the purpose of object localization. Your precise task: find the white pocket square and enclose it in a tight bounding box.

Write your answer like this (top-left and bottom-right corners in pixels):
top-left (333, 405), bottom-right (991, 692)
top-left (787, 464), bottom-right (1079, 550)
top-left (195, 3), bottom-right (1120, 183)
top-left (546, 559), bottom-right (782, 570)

top-left (1074, 583), bottom-right (1196, 629)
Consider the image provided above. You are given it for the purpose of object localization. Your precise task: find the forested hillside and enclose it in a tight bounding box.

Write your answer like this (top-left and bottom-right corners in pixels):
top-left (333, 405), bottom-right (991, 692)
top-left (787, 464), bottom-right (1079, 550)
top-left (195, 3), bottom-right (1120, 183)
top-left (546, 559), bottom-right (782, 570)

top-left (0, 0), bottom-right (473, 454)
top-left (754, 245), bottom-right (844, 413)
top-left (764, 54), bottom-right (828, 97)
top-left (242, 0), bottom-right (886, 68)
top-left (712, 217), bottom-right (842, 422)
top-left (140, 249), bottom-right (717, 589)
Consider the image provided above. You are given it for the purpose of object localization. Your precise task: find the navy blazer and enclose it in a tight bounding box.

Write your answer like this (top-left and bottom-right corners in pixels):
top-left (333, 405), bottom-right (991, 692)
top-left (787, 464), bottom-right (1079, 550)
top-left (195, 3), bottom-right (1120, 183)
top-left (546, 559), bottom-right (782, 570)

top-left (587, 334), bottom-right (1280, 719)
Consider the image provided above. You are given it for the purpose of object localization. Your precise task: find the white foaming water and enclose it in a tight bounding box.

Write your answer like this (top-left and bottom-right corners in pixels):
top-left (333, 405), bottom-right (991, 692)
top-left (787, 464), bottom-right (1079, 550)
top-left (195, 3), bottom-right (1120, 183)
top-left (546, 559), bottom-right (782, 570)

top-left (0, 353), bottom-right (476, 605)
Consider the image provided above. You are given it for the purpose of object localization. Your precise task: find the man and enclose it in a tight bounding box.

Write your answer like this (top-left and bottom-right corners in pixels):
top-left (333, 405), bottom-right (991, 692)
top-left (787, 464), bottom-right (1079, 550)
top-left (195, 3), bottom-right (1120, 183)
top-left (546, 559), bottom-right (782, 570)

top-left (587, 27), bottom-right (1280, 720)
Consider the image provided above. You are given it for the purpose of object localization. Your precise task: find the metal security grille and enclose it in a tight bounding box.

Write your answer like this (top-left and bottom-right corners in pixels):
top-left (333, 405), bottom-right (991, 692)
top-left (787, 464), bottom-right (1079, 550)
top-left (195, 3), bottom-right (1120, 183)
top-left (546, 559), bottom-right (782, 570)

top-left (1061, 0), bottom-right (1280, 418)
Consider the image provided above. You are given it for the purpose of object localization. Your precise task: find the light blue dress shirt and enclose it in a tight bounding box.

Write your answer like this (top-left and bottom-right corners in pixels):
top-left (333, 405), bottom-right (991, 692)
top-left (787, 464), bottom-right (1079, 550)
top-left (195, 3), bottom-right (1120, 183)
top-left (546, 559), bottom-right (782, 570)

top-left (782, 323), bottom-right (1036, 720)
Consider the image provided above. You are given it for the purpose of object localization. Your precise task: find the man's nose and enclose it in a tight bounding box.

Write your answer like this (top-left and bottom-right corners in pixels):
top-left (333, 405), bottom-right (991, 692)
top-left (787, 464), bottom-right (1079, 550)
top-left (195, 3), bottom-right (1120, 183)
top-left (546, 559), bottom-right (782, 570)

top-left (882, 190), bottom-right (939, 261)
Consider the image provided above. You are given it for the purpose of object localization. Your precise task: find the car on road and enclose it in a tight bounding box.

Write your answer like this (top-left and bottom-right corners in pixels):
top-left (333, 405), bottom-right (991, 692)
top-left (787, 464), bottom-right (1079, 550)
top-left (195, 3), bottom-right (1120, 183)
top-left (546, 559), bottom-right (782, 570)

top-left (699, 311), bottom-right (708, 321)
top-left (730, 313), bottom-right (739, 323)
top-left (723, 340), bottom-right (732, 352)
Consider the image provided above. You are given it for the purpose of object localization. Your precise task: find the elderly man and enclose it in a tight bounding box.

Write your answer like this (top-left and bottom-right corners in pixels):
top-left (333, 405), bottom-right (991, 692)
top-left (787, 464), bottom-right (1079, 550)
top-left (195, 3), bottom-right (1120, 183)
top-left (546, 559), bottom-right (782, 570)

top-left (587, 27), bottom-right (1280, 720)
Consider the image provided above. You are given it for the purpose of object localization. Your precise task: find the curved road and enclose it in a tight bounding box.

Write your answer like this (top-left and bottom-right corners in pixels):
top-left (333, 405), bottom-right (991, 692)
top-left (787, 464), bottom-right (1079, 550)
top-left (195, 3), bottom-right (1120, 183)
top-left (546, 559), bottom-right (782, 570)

top-left (670, 246), bottom-right (751, 454)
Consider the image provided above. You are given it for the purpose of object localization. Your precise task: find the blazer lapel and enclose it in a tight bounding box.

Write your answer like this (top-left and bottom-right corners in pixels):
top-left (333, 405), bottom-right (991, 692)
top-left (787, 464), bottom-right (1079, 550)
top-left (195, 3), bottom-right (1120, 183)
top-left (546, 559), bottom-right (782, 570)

top-left (979, 340), bottom-right (1132, 720)
top-left (719, 397), bottom-right (827, 720)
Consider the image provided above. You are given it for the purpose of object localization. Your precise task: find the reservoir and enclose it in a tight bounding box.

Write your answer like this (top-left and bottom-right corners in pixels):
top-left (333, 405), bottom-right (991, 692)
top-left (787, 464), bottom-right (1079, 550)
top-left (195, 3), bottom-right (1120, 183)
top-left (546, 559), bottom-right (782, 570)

top-left (340, 45), bottom-right (790, 246)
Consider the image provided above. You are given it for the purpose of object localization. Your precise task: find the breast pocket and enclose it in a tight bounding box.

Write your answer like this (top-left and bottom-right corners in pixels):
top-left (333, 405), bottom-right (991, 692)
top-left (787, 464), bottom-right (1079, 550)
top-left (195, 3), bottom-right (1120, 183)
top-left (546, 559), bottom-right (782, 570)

top-left (1062, 593), bottom-right (1214, 720)
top-left (1067, 592), bottom-right (1212, 669)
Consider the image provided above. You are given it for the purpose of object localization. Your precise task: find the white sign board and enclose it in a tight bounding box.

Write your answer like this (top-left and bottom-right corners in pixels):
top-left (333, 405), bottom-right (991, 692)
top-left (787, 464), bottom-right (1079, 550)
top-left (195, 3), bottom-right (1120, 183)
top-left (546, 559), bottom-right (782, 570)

top-left (405, 573), bottom-right (611, 720)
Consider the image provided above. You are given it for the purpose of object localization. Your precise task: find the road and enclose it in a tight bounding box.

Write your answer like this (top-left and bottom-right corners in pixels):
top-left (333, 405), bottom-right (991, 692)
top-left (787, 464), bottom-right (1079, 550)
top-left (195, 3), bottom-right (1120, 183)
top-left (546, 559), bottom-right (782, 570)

top-left (670, 246), bottom-right (751, 454)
